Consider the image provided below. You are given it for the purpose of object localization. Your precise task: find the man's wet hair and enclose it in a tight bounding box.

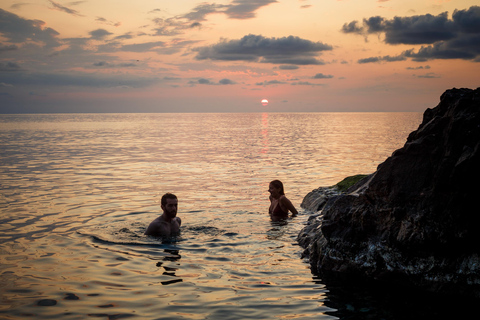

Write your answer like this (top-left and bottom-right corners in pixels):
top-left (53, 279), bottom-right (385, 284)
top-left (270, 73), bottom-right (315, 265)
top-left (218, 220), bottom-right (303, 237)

top-left (161, 193), bottom-right (177, 206)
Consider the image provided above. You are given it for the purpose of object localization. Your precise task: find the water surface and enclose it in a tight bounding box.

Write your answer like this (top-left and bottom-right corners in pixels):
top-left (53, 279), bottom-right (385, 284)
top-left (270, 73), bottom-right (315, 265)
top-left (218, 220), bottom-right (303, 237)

top-left (3, 112), bottom-right (456, 319)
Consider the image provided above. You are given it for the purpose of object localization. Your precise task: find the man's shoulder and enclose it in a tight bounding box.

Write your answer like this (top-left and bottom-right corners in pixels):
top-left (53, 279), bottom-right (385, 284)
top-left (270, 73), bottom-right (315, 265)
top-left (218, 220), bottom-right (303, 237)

top-left (151, 216), bottom-right (165, 223)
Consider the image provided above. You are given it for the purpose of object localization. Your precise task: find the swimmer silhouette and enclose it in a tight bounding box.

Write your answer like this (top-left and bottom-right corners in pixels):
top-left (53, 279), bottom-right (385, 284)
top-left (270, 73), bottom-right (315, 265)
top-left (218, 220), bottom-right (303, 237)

top-left (268, 180), bottom-right (298, 221)
top-left (145, 193), bottom-right (181, 237)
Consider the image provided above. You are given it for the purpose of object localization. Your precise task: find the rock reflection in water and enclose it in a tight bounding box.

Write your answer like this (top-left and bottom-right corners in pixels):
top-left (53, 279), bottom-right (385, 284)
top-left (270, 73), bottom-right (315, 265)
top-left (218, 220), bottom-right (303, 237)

top-left (318, 275), bottom-right (478, 320)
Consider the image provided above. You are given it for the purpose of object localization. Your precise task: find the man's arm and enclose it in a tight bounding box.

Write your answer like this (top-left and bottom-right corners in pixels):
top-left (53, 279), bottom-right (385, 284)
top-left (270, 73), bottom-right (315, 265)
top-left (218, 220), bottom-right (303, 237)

top-left (175, 217), bottom-right (182, 227)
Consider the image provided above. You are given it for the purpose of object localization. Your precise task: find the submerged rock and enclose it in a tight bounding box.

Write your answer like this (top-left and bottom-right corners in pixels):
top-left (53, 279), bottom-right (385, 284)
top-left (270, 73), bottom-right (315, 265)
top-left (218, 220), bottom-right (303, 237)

top-left (298, 87), bottom-right (480, 298)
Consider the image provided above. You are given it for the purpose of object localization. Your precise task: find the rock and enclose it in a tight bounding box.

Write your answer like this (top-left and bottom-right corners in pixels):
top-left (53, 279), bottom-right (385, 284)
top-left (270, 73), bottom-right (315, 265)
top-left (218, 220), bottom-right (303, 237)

top-left (301, 186), bottom-right (341, 213)
top-left (298, 87), bottom-right (480, 298)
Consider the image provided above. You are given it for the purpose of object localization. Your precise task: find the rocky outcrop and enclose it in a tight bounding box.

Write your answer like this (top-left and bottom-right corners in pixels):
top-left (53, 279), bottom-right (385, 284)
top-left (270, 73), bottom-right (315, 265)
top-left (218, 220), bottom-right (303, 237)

top-left (298, 88), bottom-right (480, 298)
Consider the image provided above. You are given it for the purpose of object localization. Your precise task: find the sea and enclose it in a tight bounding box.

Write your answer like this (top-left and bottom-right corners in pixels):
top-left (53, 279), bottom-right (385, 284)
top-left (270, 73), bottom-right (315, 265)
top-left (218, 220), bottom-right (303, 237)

top-left (1, 112), bottom-right (474, 319)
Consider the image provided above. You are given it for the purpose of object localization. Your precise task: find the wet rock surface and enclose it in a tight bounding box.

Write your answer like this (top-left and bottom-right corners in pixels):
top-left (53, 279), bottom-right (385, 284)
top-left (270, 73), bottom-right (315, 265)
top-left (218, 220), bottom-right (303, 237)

top-left (298, 87), bottom-right (480, 298)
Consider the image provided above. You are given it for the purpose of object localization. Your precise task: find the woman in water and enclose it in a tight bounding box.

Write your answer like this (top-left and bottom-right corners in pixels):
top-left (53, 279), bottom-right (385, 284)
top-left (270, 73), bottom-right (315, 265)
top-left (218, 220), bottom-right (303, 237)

top-left (268, 180), bottom-right (298, 220)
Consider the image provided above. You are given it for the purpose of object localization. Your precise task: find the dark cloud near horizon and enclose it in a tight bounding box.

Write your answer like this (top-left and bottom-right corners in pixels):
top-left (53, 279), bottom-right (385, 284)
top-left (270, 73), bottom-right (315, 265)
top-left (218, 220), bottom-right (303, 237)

top-left (0, 62), bottom-right (22, 72)
top-left (0, 44), bottom-right (18, 53)
top-left (193, 34), bottom-right (332, 66)
top-left (0, 70), bottom-right (159, 88)
top-left (92, 61), bottom-right (137, 68)
top-left (343, 6), bottom-right (480, 62)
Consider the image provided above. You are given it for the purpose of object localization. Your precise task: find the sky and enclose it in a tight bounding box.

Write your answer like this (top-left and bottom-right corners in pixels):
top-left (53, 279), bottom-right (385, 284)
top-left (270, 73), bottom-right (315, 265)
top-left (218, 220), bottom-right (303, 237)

top-left (0, 0), bottom-right (479, 113)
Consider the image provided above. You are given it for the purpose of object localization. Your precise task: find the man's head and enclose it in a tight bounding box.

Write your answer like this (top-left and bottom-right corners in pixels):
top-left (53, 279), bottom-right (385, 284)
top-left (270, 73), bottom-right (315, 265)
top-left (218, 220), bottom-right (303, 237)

top-left (161, 193), bottom-right (178, 219)
top-left (161, 193), bottom-right (177, 206)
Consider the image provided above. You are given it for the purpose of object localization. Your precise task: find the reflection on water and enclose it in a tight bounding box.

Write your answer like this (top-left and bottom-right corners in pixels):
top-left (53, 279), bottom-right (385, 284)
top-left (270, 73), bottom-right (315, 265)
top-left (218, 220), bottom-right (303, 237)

top-left (261, 112), bottom-right (269, 154)
top-left (157, 249), bottom-right (183, 286)
top-left (5, 112), bottom-right (470, 319)
top-left (319, 275), bottom-right (478, 320)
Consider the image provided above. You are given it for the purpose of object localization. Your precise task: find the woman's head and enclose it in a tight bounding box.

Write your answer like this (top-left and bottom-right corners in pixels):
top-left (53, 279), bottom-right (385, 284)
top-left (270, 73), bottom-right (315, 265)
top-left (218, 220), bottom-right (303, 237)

top-left (269, 180), bottom-right (285, 195)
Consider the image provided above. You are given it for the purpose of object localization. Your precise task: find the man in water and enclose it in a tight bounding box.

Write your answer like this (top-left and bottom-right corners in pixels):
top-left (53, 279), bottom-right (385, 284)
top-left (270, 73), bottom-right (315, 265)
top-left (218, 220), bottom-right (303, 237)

top-left (145, 193), bottom-right (181, 237)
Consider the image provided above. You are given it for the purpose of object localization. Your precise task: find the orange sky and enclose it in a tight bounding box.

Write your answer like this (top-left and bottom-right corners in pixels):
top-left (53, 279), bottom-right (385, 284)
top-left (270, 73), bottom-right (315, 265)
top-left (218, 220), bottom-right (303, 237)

top-left (0, 0), bottom-right (479, 112)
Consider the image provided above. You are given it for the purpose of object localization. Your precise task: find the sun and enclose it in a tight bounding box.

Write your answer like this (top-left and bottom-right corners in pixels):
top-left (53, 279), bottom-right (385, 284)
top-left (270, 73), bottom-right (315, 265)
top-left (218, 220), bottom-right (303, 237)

top-left (261, 99), bottom-right (269, 106)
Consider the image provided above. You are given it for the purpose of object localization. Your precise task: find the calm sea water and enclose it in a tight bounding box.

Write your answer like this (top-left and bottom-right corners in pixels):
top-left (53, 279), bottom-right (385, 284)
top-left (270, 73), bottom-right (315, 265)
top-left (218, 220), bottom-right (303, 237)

top-left (2, 112), bottom-right (468, 320)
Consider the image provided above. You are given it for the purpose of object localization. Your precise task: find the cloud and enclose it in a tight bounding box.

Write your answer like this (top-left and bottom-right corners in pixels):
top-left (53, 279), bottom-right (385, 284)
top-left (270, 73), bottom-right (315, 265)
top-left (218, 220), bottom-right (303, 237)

top-left (188, 78), bottom-right (236, 85)
top-left (48, 0), bottom-right (82, 16)
top-left (181, 0), bottom-right (277, 21)
top-left (0, 62), bottom-right (22, 72)
top-left (291, 81), bottom-right (327, 86)
top-left (193, 34), bottom-right (332, 66)
top-left (96, 37), bottom-right (198, 55)
top-left (0, 71), bottom-right (159, 88)
top-left (96, 17), bottom-right (121, 27)
top-left (343, 6), bottom-right (480, 62)
top-left (313, 73), bottom-right (334, 79)
top-left (358, 54), bottom-right (406, 64)
top-left (182, 3), bottom-right (226, 21)
top-left (414, 72), bottom-right (441, 78)
top-left (341, 21), bottom-right (363, 34)
top-left (255, 80), bottom-right (287, 86)
top-left (279, 65), bottom-right (299, 70)
top-left (224, 0), bottom-right (278, 19)
top-left (406, 65), bottom-right (431, 70)
top-left (0, 9), bottom-right (61, 47)
top-left (10, 3), bottom-right (31, 10)
top-left (403, 40), bottom-right (479, 61)
top-left (152, 17), bottom-right (198, 36)
top-left (343, 12), bottom-right (455, 44)
top-left (219, 78), bottom-right (235, 84)
top-left (151, 1), bottom-right (277, 36)
top-left (89, 29), bottom-right (113, 40)
top-left (0, 44), bottom-right (18, 53)
top-left (92, 61), bottom-right (137, 68)
top-left (120, 41), bottom-right (165, 52)
top-left (114, 33), bottom-right (134, 40)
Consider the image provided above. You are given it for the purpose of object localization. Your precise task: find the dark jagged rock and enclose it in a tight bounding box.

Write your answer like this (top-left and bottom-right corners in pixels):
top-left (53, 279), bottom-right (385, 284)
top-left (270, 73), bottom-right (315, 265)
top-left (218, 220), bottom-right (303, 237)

top-left (298, 88), bottom-right (480, 298)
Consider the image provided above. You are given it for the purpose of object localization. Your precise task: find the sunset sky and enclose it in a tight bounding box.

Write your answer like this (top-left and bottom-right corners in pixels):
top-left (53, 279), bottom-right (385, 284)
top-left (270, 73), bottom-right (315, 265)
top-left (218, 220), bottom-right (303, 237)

top-left (1, 0), bottom-right (479, 113)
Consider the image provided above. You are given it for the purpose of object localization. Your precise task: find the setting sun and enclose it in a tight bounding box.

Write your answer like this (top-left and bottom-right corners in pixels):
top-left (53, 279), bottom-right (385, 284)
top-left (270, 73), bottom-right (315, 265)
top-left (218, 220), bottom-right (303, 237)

top-left (261, 99), bottom-right (269, 106)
